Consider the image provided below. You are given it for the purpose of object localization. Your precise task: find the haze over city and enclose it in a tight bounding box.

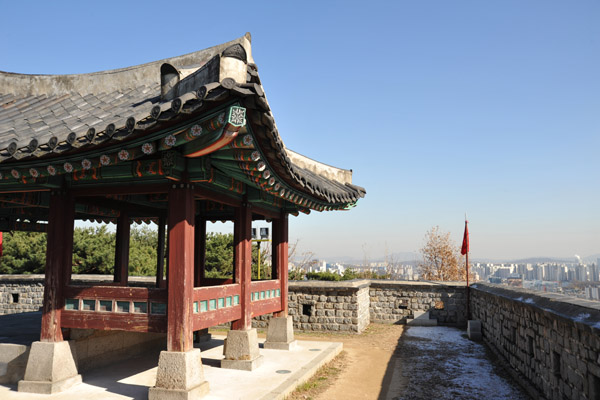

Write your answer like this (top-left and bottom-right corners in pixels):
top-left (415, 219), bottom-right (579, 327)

top-left (1, 0), bottom-right (598, 261)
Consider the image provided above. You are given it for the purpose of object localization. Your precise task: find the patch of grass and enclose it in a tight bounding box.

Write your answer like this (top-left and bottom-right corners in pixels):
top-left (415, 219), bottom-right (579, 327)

top-left (285, 351), bottom-right (347, 400)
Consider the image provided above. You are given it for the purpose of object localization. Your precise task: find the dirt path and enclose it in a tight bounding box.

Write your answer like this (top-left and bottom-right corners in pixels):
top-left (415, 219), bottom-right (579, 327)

top-left (291, 324), bottom-right (404, 400)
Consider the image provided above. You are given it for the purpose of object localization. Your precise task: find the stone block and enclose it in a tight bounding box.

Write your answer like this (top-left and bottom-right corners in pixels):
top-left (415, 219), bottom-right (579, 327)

top-left (221, 329), bottom-right (263, 371)
top-left (468, 320), bottom-right (482, 341)
top-left (149, 349), bottom-right (209, 400)
top-left (406, 311), bottom-right (437, 326)
top-left (18, 341), bottom-right (82, 394)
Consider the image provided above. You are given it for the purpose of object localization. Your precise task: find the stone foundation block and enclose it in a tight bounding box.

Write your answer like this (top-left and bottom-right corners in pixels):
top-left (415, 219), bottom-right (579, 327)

top-left (264, 316), bottom-right (297, 350)
top-left (149, 348), bottom-right (209, 400)
top-left (468, 320), bottom-right (482, 341)
top-left (18, 341), bottom-right (82, 394)
top-left (221, 328), bottom-right (263, 371)
top-left (406, 311), bottom-right (438, 326)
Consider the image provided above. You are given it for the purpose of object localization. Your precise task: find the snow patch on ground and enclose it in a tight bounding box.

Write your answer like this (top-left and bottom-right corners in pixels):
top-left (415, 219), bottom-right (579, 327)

top-left (392, 326), bottom-right (529, 400)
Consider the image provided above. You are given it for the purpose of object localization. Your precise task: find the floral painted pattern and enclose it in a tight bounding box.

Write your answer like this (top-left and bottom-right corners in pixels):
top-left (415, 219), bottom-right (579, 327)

top-left (11, 169), bottom-right (20, 179)
top-left (141, 142), bottom-right (154, 155)
top-left (47, 165), bottom-right (56, 176)
top-left (164, 134), bottom-right (177, 148)
top-left (63, 162), bottom-right (73, 173)
top-left (243, 135), bottom-right (253, 146)
top-left (118, 150), bottom-right (130, 161)
top-left (190, 125), bottom-right (203, 137)
top-left (81, 159), bottom-right (92, 170)
top-left (29, 168), bottom-right (39, 178)
top-left (218, 113), bottom-right (225, 124)
top-left (100, 155), bottom-right (111, 166)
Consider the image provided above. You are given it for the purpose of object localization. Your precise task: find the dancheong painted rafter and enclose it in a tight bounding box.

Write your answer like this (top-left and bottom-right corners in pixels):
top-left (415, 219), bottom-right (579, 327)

top-left (0, 33), bottom-right (365, 225)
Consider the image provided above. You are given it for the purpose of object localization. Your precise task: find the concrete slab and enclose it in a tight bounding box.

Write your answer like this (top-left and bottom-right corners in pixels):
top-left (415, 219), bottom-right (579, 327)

top-left (0, 335), bottom-right (342, 400)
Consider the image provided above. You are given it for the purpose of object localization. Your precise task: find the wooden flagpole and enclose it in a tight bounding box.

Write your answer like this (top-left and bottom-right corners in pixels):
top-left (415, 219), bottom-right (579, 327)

top-left (465, 213), bottom-right (470, 321)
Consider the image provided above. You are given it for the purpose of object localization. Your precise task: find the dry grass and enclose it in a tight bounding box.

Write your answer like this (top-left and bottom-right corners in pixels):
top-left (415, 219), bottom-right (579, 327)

top-left (285, 351), bottom-right (348, 400)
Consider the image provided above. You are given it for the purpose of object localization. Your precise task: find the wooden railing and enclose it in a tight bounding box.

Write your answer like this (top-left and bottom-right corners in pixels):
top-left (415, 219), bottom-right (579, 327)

top-left (61, 285), bottom-right (167, 333)
top-left (60, 280), bottom-right (283, 332)
top-left (250, 279), bottom-right (282, 317)
top-left (192, 284), bottom-right (241, 330)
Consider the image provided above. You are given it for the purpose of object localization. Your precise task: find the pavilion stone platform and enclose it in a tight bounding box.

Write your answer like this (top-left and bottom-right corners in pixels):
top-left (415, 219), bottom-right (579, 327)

top-left (0, 335), bottom-right (343, 400)
top-left (0, 33), bottom-right (364, 398)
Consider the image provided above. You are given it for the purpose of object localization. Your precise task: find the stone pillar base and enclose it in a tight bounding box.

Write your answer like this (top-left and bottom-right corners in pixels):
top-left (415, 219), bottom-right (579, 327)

top-left (194, 328), bottom-right (212, 344)
top-left (264, 316), bottom-right (297, 350)
top-left (18, 341), bottom-right (82, 394)
top-left (221, 328), bottom-right (263, 371)
top-left (149, 348), bottom-right (209, 400)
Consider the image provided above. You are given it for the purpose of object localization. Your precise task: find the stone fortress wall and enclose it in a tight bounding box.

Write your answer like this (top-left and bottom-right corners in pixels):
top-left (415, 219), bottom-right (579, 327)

top-left (470, 284), bottom-right (600, 400)
top-left (2, 275), bottom-right (599, 399)
top-left (0, 276), bottom-right (44, 315)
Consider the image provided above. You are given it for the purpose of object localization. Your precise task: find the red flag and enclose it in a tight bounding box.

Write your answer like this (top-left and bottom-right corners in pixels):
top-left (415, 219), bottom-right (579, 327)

top-left (0, 231), bottom-right (3, 257)
top-left (461, 220), bottom-right (469, 255)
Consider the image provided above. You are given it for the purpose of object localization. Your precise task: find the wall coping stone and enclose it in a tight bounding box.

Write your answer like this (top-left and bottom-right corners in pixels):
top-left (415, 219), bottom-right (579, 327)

top-left (289, 279), bottom-right (371, 290)
top-left (370, 280), bottom-right (467, 289)
top-left (472, 283), bottom-right (600, 332)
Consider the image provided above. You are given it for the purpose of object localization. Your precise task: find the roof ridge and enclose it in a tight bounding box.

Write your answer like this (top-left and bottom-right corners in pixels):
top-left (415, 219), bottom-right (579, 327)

top-left (0, 34), bottom-right (253, 97)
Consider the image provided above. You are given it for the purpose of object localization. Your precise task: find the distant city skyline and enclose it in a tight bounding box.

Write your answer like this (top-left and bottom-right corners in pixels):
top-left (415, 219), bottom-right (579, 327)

top-left (2, 1), bottom-right (598, 261)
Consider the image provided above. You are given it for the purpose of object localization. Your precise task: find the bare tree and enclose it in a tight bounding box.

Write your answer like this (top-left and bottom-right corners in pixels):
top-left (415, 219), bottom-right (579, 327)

top-left (418, 226), bottom-right (466, 281)
top-left (287, 239), bottom-right (314, 280)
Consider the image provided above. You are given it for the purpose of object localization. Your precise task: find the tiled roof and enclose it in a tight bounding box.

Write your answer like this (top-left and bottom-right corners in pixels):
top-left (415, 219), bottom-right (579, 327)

top-left (0, 34), bottom-right (365, 207)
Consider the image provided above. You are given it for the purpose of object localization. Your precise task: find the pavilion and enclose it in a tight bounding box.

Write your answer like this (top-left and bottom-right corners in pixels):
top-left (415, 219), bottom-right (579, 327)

top-left (0, 33), bottom-right (364, 399)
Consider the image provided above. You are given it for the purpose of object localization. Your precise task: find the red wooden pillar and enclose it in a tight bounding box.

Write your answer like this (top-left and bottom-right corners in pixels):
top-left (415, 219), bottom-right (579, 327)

top-left (156, 215), bottom-right (166, 289)
top-left (167, 184), bottom-right (195, 352)
top-left (232, 202), bottom-right (252, 330)
top-left (114, 210), bottom-right (130, 285)
top-left (41, 191), bottom-right (75, 342)
top-left (194, 215), bottom-right (206, 287)
top-left (273, 212), bottom-right (289, 317)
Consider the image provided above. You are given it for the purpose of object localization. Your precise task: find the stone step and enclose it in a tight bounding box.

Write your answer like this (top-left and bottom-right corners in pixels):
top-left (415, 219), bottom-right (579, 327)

top-left (406, 310), bottom-right (438, 326)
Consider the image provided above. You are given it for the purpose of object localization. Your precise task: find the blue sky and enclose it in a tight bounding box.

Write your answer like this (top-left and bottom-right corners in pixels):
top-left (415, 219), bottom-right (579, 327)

top-left (1, 1), bottom-right (598, 261)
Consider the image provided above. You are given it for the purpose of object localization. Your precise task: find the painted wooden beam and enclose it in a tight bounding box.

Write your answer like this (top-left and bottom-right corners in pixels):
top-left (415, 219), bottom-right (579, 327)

top-left (40, 191), bottom-right (75, 342)
top-left (70, 183), bottom-right (171, 197)
top-left (231, 201), bottom-right (252, 330)
top-left (166, 183), bottom-right (195, 352)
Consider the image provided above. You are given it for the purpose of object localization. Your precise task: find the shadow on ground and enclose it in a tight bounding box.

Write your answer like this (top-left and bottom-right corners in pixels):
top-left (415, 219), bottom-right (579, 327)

top-left (378, 326), bottom-right (531, 400)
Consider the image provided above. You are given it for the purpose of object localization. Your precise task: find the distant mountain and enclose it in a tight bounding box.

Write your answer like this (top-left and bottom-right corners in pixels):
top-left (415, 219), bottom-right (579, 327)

top-left (314, 253), bottom-right (599, 266)
top-left (583, 254), bottom-right (600, 264)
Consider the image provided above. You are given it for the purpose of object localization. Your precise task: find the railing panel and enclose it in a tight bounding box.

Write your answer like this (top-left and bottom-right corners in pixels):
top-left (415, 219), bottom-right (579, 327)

top-left (192, 284), bottom-right (242, 329)
top-left (250, 280), bottom-right (283, 317)
top-left (62, 311), bottom-right (166, 333)
top-left (64, 285), bottom-right (167, 301)
top-left (62, 285), bottom-right (168, 333)
top-left (251, 297), bottom-right (281, 316)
